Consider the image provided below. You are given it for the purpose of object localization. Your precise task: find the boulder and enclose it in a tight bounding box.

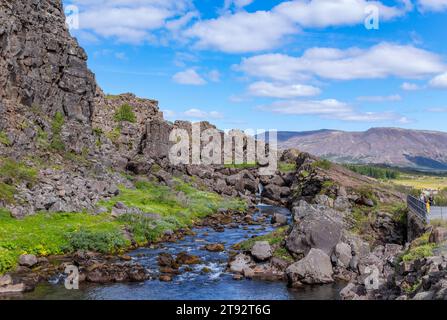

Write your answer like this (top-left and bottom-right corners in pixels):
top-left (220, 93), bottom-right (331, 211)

top-left (0, 283), bottom-right (26, 294)
top-left (204, 244), bottom-right (225, 252)
top-left (271, 213), bottom-right (288, 226)
top-left (333, 242), bottom-right (353, 268)
top-left (286, 202), bottom-right (343, 256)
top-left (251, 241), bottom-right (273, 261)
top-left (0, 275), bottom-right (13, 287)
top-left (334, 196), bottom-right (351, 211)
top-left (430, 227), bottom-right (447, 244)
top-left (229, 254), bottom-right (253, 274)
top-left (286, 249), bottom-right (334, 285)
top-left (19, 254), bottom-right (38, 267)
top-left (176, 252), bottom-right (201, 265)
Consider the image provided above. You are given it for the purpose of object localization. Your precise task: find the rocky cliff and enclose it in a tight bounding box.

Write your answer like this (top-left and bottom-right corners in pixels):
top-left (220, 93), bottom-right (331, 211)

top-left (0, 0), bottom-right (96, 123)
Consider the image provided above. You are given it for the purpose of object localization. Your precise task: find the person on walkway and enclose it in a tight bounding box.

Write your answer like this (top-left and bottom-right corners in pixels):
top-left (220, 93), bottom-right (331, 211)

top-left (426, 199), bottom-right (431, 215)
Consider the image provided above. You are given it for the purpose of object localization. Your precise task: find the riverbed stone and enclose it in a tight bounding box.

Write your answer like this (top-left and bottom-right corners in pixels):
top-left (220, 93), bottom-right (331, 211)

top-left (0, 275), bottom-right (13, 287)
top-left (230, 254), bottom-right (253, 274)
top-left (271, 213), bottom-right (288, 226)
top-left (19, 254), bottom-right (38, 267)
top-left (333, 242), bottom-right (353, 268)
top-left (286, 249), bottom-right (334, 285)
top-left (204, 244), bottom-right (225, 252)
top-left (251, 241), bottom-right (273, 261)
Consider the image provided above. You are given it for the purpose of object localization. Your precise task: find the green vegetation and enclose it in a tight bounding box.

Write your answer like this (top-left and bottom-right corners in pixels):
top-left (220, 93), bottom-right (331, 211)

top-left (278, 162), bottom-right (297, 173)
top-left (431, 219), bottom-right (447, 229)
top-left (0, 209), bottom-right (125, 274)
top-left (312, 159), bottom-right (332, 170)
top-left (50, 112), bottom-right (65, 151)
top-left (357, 186), bottom-right (378, 206)
top-left (237, 227), bottom-right (293, 262)
top-left (0, 131), bottom-right (11, 146)
top-left (36, 126), bottom-right (49, 149)
top-left (100, 179), bottom-right (246, 244)
top-left (345, 164), bottom-right (400, 180)
top-left (0, 179), bottom-right (246, 274)
top-left (0, 158), bottom-right (38, 204)
top-left (114, 104), bottom-right (136, 123)
top-left (106, 127), bottom-right (121, 144)
top-left (400, 233), bottom-right (436, 262)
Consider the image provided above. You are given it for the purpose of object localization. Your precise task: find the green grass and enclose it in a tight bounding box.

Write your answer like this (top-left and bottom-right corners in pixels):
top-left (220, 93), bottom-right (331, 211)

top-left (0, 209), bottom-right (125, 274)
top-left (0, 158), bottom-right (38, 204)
top-left (238, 227), bottom-right (293, 262)
top-left (0, 131), bottom-right (11, 146)
top-left (100, 179), bottom-right (246, 244)
top-left (393, 174), bottom-right (447, 190)
top-left (114, 104), bottom-right (136, 123)
top-left (278, 162), bottom-right (297, 173)
top-left (0, 178), bottom-right (247, 274)
top-left (312, 159), bottom-right (332, 170)
top-left (400, 233), bottom-right (437, 262)
top-left (50, 112), bottom-right (65, 151)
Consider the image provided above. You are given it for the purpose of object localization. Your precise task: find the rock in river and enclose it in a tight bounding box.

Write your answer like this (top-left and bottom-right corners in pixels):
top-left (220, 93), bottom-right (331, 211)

top-left (286, 248), bottom-right (334, 286)
top-left (251, 241), bottom-right (273, 261)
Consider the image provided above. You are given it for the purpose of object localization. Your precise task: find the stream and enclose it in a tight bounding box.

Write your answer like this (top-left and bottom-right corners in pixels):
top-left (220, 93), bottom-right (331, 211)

top-left (15, 206), bottom-right (344, 300)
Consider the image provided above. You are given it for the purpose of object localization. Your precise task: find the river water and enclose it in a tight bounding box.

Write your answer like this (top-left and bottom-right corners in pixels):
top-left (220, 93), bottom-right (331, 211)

top-left (17, 206), bottom-right (344, 300)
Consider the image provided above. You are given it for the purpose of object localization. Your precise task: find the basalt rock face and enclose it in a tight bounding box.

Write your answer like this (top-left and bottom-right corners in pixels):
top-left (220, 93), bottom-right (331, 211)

top-left (0, 0), bottom-right (96, 123)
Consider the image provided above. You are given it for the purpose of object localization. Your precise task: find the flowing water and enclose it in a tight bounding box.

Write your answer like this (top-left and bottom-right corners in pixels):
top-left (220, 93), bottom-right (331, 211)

top-left (15, 206), bottom-right (344, 300)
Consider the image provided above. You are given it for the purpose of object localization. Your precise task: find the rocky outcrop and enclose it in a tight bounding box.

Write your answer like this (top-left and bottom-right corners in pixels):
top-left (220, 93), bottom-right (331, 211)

top-left (286, 248), bottom-right (334, 285)
top-left (0, 0), bottom-right (96, 123)
top-left (286, 201), bottom-right (345, 258)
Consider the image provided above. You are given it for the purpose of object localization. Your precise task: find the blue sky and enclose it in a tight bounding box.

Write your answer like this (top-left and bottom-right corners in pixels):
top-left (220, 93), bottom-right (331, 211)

top-left (64, 0), bottom-right (447, 132)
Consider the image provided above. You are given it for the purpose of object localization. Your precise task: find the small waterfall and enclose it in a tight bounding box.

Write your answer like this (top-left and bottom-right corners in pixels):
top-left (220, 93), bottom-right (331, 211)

top-left (256, 183), bottom-right (265, 205)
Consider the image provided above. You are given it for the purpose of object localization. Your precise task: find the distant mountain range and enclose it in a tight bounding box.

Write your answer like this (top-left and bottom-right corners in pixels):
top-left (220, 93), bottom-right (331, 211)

top-left (262, 128), bottom-right (447, 171)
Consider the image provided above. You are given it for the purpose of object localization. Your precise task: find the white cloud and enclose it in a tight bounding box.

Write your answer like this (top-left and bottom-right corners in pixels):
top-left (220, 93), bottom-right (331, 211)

top-left (426, 107), bottom-right (447, 113)
top-left (184, 11), bottom-right (297, 53)
top-left (69, 0), bottom-right (194, 44)
top-left (183, 109), bottom-right (224, 119)
top-left (274, 0), bottom-right (407, 28)
top-left (185, 0), bottom-right (410, 53)
top-left (258, 99), bottom-right (402, 122)
top-left (357, 94), bottom-right (402, 102)
top-left (248, 81), bottom-right (321, 98)
top-left (417, 0), bottom-right (447, 12)
top-left (172, 68), bottom-right (207, 85)
top-left (429, 72), bottom-right (447, 88)
top-left (401, 82), bottom-right (422, 91)
top-left (237, 43), bottom-right (445, 81)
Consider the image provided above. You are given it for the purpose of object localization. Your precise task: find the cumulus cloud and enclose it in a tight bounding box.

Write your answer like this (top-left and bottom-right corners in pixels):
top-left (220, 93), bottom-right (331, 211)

top-left (68, 0), bottom-right (194, 43)
top-left (237, 43), bottom-right (445, 81)
top-left (417, 0), bottom-right (447, 12)
top-left (185, 0), bottom-right (410, 53)
top-left (401, 82), bottom-right (422, 91)
top-left (184, 11), bottom-right (297, 53)
top-left (258, 99), bottom-right (401, 122)
top-left (172, 68), bottom-right (207, 85)
top-left (248, 81), bottom-right (321, 98)
top-left (183, 109), bottom-right (224, 119)
top-left (357, 94), bottom-right (402, 102)
top-left (429, 72), bottom-right (447, 88)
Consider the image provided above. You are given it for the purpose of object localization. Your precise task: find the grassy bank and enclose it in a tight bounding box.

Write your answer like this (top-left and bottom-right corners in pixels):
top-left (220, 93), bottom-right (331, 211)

top-left (235, 226), bottom-right (294, 262)
top-left (0, 179), bottom-right (246, 274)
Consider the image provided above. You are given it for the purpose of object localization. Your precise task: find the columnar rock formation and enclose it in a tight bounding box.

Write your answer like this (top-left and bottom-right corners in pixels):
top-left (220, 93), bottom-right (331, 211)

top-left (0, 0), bottom-right (97, 123)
